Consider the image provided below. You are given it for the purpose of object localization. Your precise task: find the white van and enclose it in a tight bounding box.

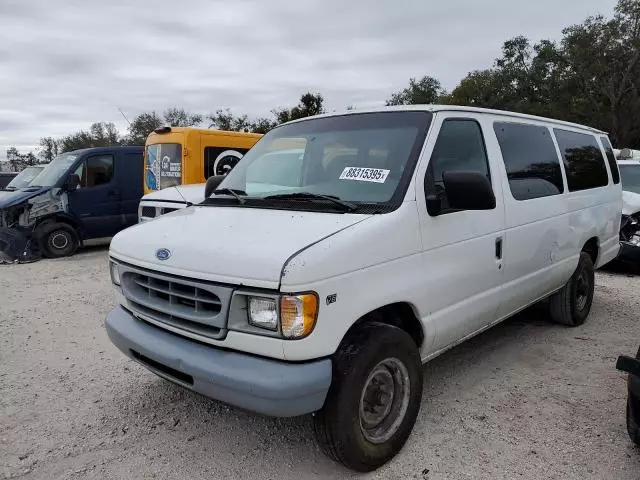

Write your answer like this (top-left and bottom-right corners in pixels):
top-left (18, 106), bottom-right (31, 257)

top-left (106, 106), bottom-right (621, 471)
top-left (137, 183), bottom-right (205, 222)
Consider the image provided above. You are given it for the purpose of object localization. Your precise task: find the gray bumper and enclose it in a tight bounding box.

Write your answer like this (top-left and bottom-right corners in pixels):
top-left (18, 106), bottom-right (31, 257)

top-left (105, 306), bottom-right (332, 417)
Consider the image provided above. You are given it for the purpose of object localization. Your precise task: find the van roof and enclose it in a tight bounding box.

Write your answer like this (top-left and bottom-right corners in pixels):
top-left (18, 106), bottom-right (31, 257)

top-left (284, 105), bottom-right (608, 135)
top-left (69, 145), bottom-right (144, 155)
top-left (149, 127), bottom-right (263, 139)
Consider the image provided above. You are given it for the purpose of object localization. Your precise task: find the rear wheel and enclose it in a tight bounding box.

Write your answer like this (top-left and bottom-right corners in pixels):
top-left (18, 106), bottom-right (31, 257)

top-left (38, 223), bottom-right (78, 258)
top-left (313, 322), bottom-right (423, 472)
top-left (549, 252), bottom-right (594, 326)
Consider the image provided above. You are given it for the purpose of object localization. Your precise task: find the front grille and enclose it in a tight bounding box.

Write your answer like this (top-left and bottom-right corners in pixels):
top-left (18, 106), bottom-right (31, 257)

top-left (120, 266), bottom-right (232, 340)
top-left (141, 206), bottom-right (156, 218)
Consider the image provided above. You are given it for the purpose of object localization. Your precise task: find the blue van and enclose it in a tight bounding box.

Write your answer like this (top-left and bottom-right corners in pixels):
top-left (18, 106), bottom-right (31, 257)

top-left (0, 146), bottom-right (143, 259)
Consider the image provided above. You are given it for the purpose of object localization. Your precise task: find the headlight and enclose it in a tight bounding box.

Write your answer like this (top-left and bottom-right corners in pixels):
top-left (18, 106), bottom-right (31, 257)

top-left (248, 297), bottom-right (278, 331)
top-left (109, 261), bottom-right (120, 286)
top-left (280, 293), bottom-right (318, 339)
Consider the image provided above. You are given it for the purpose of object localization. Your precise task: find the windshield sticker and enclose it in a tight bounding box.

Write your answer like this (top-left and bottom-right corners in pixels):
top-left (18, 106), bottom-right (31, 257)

top-left (339, 167), bottom-right (390, 183)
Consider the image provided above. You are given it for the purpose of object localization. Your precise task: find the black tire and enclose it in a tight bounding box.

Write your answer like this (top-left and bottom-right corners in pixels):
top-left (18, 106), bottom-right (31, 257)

top-left (549, 252), bottom-right (595, 326)
top-left (626, 400), bottom-right (640, 446)
top-left (38, 223), bottom-right (78, 258)
top-left (313, 322), bottom-right (423, 472)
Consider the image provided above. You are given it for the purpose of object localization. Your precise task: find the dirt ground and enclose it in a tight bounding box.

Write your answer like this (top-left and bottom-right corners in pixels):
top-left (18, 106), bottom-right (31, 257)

top-left (1, 246), bottom-right (639, 480)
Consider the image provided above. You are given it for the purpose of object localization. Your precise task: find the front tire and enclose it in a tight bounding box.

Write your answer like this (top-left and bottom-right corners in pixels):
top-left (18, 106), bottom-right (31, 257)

top-left (549, 252), bottom-right (595, 326)
top-left (313, 322), bottom-right (423, 472)
top-left (38, 223), bottom-right (78, 258)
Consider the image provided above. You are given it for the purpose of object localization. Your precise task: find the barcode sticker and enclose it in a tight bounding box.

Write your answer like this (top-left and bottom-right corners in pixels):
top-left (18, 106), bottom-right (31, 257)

top-left (339, 167), bottom-right (390, 183)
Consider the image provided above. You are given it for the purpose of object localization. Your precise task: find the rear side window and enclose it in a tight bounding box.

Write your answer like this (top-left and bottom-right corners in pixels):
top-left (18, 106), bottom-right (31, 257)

top-left (600, 136), bottom-right (620, 184)
top-left (494, 122), bottom-right (563, 200)
top-left (425, 118), bottom-right (491, 214)
top-left (554, 129), bottom-right (609, 191)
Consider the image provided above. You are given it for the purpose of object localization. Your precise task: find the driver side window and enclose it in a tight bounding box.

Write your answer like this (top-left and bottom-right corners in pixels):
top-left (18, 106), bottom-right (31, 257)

top-left (74, 155), bottom-right (114, 189)
top-left (425, 119), bottom-right (491, 214)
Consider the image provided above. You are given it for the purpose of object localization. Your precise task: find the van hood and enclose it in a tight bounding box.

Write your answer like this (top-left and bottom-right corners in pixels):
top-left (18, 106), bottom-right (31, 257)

top-left (141, 184), bottom-right (205, 204)
top-left (110, 205), bottom-right (370, 289)
top-left (623, 190), bottom-right (640, 216)
top-left (0, 186), bottom-right (50, 209)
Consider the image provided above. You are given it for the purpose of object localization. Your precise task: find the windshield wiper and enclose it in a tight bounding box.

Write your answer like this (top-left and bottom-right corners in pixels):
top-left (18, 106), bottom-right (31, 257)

top-left (212, 188), bottom-right (247, 204)
top-left (263, 192), bottom-right (357, 212)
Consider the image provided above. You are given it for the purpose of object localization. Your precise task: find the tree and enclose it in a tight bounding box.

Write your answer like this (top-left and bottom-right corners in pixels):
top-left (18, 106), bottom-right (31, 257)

top-left (56, 122), bottom-right (123, 153)
top-left (127, 108), bottom-right (203, 144)
top-left (38, 137), bottom-right (59, 163)
top-left (446, 0), bottom-right (640, 147)
top-left (208, 108), bottom-right (251, 131)
top-left (6, 147), bottom-right (39, 171)
top-left (386, 76), bottom-right (447, 106)
top-left (127, 112), bottom-right (163, 145)
top-left (273, 92), bottom-right (325, 124)
top-left (163, 108), bottom-right (203, 127)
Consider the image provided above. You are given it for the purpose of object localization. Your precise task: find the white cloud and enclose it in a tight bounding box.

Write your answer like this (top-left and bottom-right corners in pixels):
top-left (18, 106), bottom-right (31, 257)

top-left (0, 0), bottom-right (618, 161)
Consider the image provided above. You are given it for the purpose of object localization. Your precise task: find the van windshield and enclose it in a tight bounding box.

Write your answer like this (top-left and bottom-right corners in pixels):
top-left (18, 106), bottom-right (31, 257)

top-left (30, 154), bottom-right (78, 188)
top-left (4, 166), bottom-right (44, 191)
top-left (211, 111), bottom-right (431, 212)
top-left (146, 143), bottom-right (182, 190)
top-left (619, 164), bottom-right (640, 194)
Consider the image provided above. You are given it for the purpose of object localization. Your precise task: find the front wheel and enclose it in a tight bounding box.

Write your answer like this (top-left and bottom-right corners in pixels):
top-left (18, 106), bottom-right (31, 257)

top-left (313, 322), bottom-right (423, 472)
top-left (38, 223), bottom-right (79, 258)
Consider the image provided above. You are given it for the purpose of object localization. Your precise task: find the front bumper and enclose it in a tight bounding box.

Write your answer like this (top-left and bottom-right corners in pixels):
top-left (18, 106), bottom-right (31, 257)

top-left (106, 306), bottom-right (332, 417)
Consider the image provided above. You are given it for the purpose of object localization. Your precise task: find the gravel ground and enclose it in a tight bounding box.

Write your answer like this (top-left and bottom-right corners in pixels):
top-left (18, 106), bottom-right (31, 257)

top-left (1, 247), bottom-right (639, 480)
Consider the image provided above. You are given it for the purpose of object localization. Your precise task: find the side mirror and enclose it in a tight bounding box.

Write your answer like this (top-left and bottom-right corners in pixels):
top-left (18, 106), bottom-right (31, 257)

top-left (204, 175), bottom-right (225, 199)
top-left (64, 174), bottom-right (80, 191)
top-left (442, 170), bottom-right (495, 211)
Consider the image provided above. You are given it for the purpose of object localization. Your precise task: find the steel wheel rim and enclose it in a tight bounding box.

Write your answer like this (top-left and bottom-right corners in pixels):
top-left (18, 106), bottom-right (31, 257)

top-left (359, 357), bottom-right (410, 444)
top-left (50, 232), bottom-right (69, 250)
top-left (575, 269), bottom-right (590, 311)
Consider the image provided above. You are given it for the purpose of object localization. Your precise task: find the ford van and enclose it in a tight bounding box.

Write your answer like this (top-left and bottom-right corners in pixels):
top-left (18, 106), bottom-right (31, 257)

top-left (106, 106), bottom-right (621, 471)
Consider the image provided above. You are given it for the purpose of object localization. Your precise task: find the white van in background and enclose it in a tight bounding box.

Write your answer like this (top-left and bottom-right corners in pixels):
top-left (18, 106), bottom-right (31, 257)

top-left (137, 184), bottom-right (205, 222)
top-left (106, 106), bottom-right (622, 471)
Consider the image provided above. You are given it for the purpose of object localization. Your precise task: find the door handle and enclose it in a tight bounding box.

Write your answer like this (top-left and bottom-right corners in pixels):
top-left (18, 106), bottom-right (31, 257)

top-left (495, 237), bottom-right (503, 260)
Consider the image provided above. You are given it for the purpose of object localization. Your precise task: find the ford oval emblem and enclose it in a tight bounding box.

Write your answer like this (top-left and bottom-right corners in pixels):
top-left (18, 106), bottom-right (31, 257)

top-left (156, 248), bottom-right (171, 261)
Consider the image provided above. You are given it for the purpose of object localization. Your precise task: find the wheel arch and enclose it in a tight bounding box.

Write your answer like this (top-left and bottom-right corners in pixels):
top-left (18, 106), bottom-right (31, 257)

top-left (341, 302), bottom-right (425, 350)
top-left (581, 236), bottom-right (599, 266)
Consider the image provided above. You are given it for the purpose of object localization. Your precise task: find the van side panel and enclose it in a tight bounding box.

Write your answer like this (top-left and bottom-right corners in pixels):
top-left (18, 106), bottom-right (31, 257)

top-left (117, 150), bottom-right (144, 229)
top-left (491, 121), bottom-right (572, 318)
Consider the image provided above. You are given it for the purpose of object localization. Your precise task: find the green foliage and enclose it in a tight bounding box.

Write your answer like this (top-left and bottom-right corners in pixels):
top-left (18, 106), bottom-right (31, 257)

top-left (126, 108), bottom-right (202, 145)
top-left (38, 137), bottom-right (59, 163)
top-left (207, 92), bottom-right (324, 134)
top-left (6, 147), bottom-right (39, 171)
top-left (273, 92), bottom-right (325, 124)
top-left (443, 0), bottom-right (640, 147)
top-left (56, 122), bottom-right (122, 153)
top-left (386, 76), bottom-right (447, 106)
top-left (162, 108), bottom-right (203, 128)
top-left (127, 112), bottom-right (163, 145)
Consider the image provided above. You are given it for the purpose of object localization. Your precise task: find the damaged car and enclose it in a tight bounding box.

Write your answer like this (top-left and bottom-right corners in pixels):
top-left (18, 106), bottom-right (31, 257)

top-left (0, 146), bottom-right (143, 262)
top-left (618, 159), bottom-right (640, 266)
top-left (0, 166), bottom-right (44, 194)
